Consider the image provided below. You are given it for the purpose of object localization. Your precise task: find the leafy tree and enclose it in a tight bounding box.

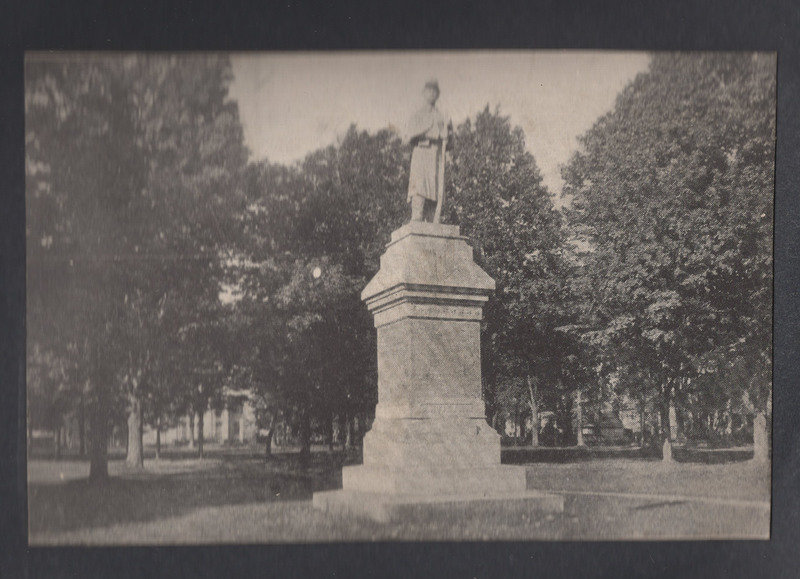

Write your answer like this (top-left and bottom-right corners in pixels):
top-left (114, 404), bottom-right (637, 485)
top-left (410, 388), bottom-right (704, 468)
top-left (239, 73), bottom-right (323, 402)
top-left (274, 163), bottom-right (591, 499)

top-left (563, 53), bottom-right (775, 458)
top-left (25, 54), bottom-right (248, 477)
top-left (445, 107), bottom-right (573, 441)
top-left (27, 55), bottom-right (145, 480)
top-left (233, 111), bottom-right (573, 453)
top-left (229, 127), bottom-right (406, 457)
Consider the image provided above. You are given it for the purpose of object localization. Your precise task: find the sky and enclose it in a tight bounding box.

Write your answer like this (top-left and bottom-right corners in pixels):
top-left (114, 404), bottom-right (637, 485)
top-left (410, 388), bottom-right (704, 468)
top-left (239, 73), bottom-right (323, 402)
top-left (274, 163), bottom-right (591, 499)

top-left (229, 51), bottom-right (650, 200)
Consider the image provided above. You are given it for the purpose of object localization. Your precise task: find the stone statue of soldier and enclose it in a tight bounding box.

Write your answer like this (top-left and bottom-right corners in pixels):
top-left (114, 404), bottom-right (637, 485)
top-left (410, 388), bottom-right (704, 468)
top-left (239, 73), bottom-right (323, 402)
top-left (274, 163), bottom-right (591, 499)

top-left (314, 84), bottom-right (565, 519)
top-left (406, 79), bottom-right (453, 223)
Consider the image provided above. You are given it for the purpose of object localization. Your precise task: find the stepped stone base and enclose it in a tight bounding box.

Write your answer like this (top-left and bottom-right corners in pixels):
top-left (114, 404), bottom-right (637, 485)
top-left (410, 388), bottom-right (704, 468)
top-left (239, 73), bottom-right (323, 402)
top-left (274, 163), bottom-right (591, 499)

top-left (342, 464), bottom-right (527, 495)
top-left (361, 416), bottom-right (501, 469)
top-left (313, 487), bottom-right (564, 524)
top-left (311, 222), bottom-right (563, 523)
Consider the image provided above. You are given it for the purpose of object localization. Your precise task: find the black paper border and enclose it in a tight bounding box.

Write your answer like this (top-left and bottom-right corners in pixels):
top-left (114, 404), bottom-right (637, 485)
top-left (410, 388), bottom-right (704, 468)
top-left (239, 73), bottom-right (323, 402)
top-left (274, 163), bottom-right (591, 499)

top-left (2, 1), bottom-right (798, 577)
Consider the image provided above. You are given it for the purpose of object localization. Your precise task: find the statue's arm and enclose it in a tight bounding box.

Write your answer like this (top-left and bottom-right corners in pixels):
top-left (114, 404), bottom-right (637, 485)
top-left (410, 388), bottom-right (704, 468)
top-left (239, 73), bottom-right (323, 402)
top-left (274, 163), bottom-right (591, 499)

top-left (406, 109), bottom-right (434, 144)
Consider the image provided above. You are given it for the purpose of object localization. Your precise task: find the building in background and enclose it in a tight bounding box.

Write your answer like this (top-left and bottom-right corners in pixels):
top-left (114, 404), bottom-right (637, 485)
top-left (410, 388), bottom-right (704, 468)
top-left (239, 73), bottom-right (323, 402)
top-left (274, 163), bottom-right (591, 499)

top-left (143, 390), bottom-right (258, 447)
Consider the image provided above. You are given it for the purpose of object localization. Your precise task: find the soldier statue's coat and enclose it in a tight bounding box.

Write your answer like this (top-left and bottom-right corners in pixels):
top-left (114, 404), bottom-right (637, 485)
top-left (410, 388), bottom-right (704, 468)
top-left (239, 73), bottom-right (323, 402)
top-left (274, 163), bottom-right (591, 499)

top-left (406, 103), bottom-right (450, 203)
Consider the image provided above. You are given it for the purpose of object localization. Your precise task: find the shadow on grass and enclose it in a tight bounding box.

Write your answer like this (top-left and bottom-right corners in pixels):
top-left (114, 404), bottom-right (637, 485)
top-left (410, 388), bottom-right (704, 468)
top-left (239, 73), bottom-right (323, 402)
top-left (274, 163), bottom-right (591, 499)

top-left (28, 444), bottom-right (316, 462)
top-left (502, 445), bottom-right (754, 465)
top-left (676, 447), bottom-right (753, 464)
top-left (632, 500), bottom-right (688, 511)
top-left (28, 451), bottom-right (359, 535)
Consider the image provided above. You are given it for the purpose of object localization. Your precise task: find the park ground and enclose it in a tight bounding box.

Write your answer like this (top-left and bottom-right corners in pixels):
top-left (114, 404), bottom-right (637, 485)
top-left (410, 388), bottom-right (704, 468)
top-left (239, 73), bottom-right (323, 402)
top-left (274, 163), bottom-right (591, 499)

top-left (27, 445), bottom-right (770, 544)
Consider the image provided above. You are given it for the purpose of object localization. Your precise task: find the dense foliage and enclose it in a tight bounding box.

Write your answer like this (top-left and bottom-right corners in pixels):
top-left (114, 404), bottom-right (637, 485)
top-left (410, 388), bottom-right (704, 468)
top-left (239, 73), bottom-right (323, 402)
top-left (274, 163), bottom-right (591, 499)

top-left (26, 53), bottom-right (775, 478)
top-left (26, 54), bottom-right (248, 476)
top-left (562, 53), bottom-right (775, 452)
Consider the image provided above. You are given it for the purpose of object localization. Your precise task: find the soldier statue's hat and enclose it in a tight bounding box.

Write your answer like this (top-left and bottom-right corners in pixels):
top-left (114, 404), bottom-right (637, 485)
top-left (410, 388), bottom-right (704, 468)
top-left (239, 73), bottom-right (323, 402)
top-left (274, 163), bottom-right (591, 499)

top-left (424, 79), bottom-right (440, 95)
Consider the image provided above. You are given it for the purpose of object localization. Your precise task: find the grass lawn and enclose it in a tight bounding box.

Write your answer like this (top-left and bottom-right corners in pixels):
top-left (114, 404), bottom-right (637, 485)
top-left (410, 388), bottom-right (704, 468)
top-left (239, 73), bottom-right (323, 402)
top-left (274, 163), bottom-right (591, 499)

top-left (27, 446), bottom-right (770, 544)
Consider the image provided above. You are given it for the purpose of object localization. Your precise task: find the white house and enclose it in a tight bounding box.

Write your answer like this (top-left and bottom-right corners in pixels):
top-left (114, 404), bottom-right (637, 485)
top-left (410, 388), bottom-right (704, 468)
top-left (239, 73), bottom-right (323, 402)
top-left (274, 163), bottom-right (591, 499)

top-left (143, 391), bottom-right (259, 446)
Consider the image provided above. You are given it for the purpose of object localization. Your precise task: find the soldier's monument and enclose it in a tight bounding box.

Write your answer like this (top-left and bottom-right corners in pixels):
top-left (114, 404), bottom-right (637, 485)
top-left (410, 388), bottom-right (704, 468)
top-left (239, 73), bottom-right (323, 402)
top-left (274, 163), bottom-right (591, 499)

top-left (313, 81), bottom-right (564, 522)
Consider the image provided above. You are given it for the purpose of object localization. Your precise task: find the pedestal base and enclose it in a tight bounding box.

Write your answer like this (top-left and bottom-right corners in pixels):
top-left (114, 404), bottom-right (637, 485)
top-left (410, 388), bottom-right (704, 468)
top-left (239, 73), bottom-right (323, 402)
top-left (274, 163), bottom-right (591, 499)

top-left (313, 486), bottom-right (564, 524)
top-left (314, 463), bottom-right (564, 523)
top-left (341, 464), bottom-right (527, 494)
top-left (312, 223), bottom-right (565, 524)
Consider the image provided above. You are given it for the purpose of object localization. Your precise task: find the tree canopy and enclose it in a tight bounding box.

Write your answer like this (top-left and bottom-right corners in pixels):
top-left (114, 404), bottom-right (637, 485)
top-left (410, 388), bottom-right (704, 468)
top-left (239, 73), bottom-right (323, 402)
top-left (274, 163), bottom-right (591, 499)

top-left (25, 53), bottom-right (775, 475)
top-left (562, 53), bottom-right (775, 447)
top-left (26, 54), bottom-right (249, 476)
top-left (446, 107), bottom-right (574, 431)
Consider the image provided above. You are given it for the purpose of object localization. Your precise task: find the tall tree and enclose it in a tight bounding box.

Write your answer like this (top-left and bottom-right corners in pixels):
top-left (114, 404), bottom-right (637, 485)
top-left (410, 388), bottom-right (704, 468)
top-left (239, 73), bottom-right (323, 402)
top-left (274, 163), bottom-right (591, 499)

top-left (232, 112), bottom-right (570, 456)
top-left (25, 54), bottom-right (248, 477)
top-left (563, 53), bottom-right (775, 458)
top-left (445, 107), bottom-right (572, 437)
top-left (27, 55), bottom-right (143, 480)
top-left (230, 127), bottom-right (405, 457)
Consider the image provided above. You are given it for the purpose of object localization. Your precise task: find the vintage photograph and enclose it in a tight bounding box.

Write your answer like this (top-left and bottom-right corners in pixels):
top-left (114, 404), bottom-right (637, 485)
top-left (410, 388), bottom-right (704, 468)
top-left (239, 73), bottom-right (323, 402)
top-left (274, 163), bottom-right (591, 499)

top-left (25, 51), bottom-right (774, 544)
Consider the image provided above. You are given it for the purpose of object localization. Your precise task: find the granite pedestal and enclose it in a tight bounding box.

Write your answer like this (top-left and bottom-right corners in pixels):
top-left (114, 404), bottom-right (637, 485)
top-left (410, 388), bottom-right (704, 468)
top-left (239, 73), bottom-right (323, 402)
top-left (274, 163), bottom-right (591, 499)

top-left (313, 222), bottom-right (563, 522)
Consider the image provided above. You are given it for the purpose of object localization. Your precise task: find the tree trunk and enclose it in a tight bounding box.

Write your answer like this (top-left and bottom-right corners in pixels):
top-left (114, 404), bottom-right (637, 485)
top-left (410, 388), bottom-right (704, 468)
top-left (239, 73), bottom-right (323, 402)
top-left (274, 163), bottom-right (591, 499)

top-left (639, 397), bottom-right (646, 448)
top-left (660, 384), bottom-right (673, 463)
top-left (197, 410), bottom-right (205, 459)
top-left (299, 413), bottom-right (312, 460)
top-left (155, 416), bottom-right (162, 461)
top-left (327, 412), bottom-right (335, 452)
top-left (88, 405), bottom-right (109, 484)
top-left (752, 388), bottom-right (772, 463)
top-left (125, 392), bottom-right (144, 469)
top-left (88, 354), bottom-right (112, 483)
top-left (345, 413), bottom-right (353, 450)
top-left (264, 428), bottom-right (274, 460)
top-left (54, 424), bottom-right (62, 460)
top-left (576, 389), bottom-right (585, 447)
top-left (78, 398), bottom-right (86, 457)
top-left (752, 411), bottom-right (769, 463)
top-left (338, 413), bottom-right (347, 450)
top-left (662, 438), bottom-right (673, 462)
top-left (263, 413), bottom-right (276, 460)
top-left (527, 376), bottom-right (539, 447)
top-left (669, 398), bottom-right (678, 442)
top-left (189, 412), bottom-right (196, 449)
